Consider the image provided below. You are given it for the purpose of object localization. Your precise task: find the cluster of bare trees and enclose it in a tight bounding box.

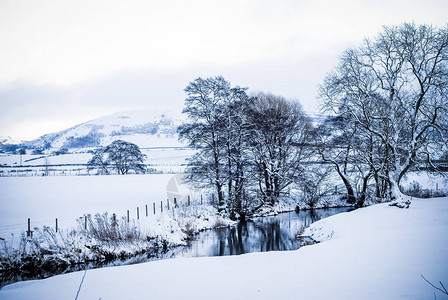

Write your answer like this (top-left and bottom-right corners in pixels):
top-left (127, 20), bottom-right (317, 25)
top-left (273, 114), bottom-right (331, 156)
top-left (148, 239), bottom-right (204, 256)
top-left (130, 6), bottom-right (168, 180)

top-left (180, 23), bottom-right (448, 215)
top-left (178, 77), bottom-right (313, 218)
top-left (319, 23), bottom-right (448, 205)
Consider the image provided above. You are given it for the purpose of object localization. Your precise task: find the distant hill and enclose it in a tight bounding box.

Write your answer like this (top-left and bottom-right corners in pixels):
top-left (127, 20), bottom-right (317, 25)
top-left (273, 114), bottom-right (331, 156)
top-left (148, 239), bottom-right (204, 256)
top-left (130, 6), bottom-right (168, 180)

top-left (18, 110), bottom-right (186, 152)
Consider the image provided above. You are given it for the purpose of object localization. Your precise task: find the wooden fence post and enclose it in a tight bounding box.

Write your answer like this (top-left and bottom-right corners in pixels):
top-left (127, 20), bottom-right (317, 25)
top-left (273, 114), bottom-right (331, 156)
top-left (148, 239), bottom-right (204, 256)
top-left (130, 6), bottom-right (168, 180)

top-left (85, 216), bottom-right (87, 230)
top-left (174, 197), bottom-right (178, 208)
top-left (201, 194), bottom-right (203, 205)
top-left (55, 218), bottom-right (58, 233)
top-left (26, 218), bottom-right (33, 237)
top-left (153, 202), bottom-right (156, 214)
top-left (127, 210), bottom-right (130, 222)
top-left (167, 199), bottom-right (170, 210)
top-left (188, 195), bottom-right (190, 206)
top-left (161, 201), bottom-right (163, 212)
top-left (137, 207), bottom-right (139, 220)
top-left (146, 204), bottom-right (148, 217)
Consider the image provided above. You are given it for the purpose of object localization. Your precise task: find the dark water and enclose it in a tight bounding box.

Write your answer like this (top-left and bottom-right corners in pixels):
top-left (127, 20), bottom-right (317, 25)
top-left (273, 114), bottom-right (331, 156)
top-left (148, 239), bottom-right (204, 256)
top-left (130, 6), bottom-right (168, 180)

top-left (173, 207), bottom-right (352, 258)
top-left (0, 207), bottom-right (352, 288)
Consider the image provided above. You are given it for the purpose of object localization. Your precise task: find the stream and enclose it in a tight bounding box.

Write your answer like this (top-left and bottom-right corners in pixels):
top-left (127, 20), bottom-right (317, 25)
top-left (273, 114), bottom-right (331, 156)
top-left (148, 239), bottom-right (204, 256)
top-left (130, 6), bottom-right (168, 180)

top-left (0, 207), bottom-right (352, 288)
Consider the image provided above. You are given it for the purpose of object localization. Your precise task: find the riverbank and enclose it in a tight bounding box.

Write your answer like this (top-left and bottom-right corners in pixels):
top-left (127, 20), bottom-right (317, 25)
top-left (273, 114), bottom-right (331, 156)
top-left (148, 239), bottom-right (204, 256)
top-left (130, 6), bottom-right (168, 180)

top-left (0, 173), bottom-right (354, 283)
top-left (1, 196), bottom-right (446, 299)
top-left (0, 205), bottom-right (234, 286)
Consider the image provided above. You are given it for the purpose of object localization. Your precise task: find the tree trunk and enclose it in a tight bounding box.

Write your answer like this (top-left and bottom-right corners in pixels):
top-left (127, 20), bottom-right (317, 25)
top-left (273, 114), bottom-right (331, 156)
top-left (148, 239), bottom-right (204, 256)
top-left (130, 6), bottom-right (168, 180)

top-left (334, 163), bottom-right (357, 204)
top-left (356, 173), bottom-right (371, 208)
top-left (388, 173), bottom-right (403, 202)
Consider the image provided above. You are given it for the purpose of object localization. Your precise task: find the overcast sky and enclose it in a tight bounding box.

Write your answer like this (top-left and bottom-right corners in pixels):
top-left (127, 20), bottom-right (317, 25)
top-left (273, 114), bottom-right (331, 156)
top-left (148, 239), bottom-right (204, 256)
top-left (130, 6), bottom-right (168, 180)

top-left (1, 0), bottom-right (447, 141)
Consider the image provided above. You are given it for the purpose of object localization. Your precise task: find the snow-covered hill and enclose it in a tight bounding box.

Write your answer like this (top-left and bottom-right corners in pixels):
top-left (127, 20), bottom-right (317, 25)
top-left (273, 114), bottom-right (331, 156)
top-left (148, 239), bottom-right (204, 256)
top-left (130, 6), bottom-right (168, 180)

top-left (0, 136), bottom-right (18, 144)
top-left (23, 110), bottom-right (186, 151)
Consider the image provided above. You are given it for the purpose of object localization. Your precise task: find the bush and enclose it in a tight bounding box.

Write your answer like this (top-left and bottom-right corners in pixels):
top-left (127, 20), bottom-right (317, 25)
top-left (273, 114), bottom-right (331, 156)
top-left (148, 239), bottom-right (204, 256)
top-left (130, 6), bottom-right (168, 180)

top-left (82, 213), bottom-right (143, 244)
top-left (181, 221), bottom-right (195, 240)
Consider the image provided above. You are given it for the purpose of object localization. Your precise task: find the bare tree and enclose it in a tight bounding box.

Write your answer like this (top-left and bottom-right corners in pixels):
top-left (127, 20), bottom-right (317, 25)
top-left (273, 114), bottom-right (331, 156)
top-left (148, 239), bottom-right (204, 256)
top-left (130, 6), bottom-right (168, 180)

top-left (178, 76), bottom-right (248, 212)
top-left (106, 140), bottom-right (146, 175)
top-left (318, 115), bottom-right (359, 205)
top-left (87, 148), bottom-right (109, 175)
top-left (246, 92), bottom-right (312, 207)
top-left (320, 23), bottom-right (448, 201)
top-left (88, 140), bottom-right (146, 175)
top-left (179, 80), bottom-right (314, 215)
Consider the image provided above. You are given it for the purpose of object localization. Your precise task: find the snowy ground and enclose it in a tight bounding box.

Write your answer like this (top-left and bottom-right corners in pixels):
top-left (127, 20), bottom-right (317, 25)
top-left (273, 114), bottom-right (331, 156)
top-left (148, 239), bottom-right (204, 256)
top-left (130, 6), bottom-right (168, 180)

top-left (0, 174), bottom-right (199, 240)
top-left (0, 147), bottom-right (194, 176)
top-left (1, 196), bottom-right (446, 299)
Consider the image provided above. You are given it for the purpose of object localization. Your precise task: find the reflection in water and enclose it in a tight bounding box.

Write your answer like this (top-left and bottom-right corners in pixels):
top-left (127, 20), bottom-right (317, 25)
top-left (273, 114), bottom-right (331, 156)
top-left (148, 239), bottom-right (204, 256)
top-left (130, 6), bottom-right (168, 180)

top-left (0, 207), bottom-right (352, 287)
top-left (173, 207), bottom-right (352, 258)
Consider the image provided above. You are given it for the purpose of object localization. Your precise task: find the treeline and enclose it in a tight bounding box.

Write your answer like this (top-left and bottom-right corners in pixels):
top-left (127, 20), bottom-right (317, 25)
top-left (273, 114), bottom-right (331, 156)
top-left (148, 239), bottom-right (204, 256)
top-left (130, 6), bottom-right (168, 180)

top-left (318, 23), bottom-right (448, 206)
top-left (179, 23), bottom-right (448, 218)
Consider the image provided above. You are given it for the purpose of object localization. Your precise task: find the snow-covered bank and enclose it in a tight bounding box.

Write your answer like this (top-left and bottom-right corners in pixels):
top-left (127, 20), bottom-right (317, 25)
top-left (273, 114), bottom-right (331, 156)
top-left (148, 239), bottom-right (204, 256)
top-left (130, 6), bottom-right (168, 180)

top-left (1, 197), bottom-right (447, 299)
top-left (0, 174), bottom-right (233, 280)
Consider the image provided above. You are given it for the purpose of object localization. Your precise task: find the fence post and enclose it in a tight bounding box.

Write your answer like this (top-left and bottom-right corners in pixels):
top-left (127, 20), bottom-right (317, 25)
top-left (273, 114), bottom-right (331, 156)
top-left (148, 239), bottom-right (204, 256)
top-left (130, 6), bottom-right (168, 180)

top-left (55, 218), bottom-right (58, 233)
top-left (137, 207), bottom-right (139, 220)
top-left (201, 194), bottom-right (203, 205)
top-left (174, 197), bottom-right (178, 208)
top-left (188, 195), bottom-right (190, 206)
top-left (167, 199), bottom-right (170, 210)
top-left (153, 202), bottom-right (156, 214)
top-left (161, 201), bottom-right (163, 212)
top-left (146, 204), bottom-right (148, 217)
top-left (436, 183), bottom-right (439, 190)
top-left (26, 218), bottom-right (33, 237)
top-left (127, 210), bottom-right (130, 222)
top-left (85, 216), bottom-right (87, 230)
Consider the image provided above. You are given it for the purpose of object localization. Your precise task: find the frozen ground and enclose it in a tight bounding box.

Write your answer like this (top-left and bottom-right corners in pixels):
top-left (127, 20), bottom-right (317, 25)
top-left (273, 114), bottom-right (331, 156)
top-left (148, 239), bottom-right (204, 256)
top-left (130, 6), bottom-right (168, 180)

top-left (1, 196), bottom-right (447, 299)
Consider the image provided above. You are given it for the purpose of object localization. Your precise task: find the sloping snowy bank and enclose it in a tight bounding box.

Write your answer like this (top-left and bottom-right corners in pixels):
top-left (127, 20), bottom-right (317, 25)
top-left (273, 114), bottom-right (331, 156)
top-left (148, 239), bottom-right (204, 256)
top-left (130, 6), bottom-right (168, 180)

top-left (1, 197), bottom-right (447, 299)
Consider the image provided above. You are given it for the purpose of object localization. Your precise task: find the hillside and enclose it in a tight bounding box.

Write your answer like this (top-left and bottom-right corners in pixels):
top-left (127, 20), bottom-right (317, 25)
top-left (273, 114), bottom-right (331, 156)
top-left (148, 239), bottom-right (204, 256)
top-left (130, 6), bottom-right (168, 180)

top-left (22, 110), bottom-right (185, 151)
top-left (0, 110), bottom-right (191, 176)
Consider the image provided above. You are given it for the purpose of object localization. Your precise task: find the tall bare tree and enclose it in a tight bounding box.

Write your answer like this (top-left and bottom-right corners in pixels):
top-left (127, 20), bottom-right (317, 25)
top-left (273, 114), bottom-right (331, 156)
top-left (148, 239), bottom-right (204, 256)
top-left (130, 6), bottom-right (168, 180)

top-left (246, 92), bottom-right (312, 206)
top-left (320, 23), bottom-right (448, 201)
top-left (178, 76), bottom-right (248, 212)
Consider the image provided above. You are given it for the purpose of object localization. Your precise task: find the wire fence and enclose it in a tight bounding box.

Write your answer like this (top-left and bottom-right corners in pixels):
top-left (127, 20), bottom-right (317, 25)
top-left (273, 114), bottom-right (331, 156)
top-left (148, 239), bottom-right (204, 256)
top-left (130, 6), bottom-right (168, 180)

top-left (0, 194), bottom-right (210, 242)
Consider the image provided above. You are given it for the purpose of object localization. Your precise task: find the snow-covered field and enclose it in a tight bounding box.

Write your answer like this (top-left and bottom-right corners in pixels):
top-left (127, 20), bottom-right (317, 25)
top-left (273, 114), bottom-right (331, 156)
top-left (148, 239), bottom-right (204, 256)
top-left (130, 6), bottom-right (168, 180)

top-left (0, 147), bottom-right (194, 176)
top-left (0, 174), bottom-right (198, 240)
top-left (1, 196), bottom-right (447, 299)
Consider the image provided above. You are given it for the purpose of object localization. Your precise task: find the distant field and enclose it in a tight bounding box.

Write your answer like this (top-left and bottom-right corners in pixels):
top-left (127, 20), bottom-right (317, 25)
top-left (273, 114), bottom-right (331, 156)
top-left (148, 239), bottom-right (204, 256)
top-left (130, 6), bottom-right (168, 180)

top-left (0, 174), bottom-right (197, 239)
top-left (0, 148), bottom-right (196, 176)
